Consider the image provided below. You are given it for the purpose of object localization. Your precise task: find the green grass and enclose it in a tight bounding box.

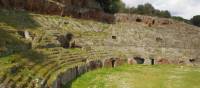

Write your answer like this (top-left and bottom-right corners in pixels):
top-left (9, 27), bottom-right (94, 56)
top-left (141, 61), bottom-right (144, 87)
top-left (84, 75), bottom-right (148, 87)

top-left (69, 64), bottom-right (200, 88)
top-left (0, 9), bottom-right (40, 29)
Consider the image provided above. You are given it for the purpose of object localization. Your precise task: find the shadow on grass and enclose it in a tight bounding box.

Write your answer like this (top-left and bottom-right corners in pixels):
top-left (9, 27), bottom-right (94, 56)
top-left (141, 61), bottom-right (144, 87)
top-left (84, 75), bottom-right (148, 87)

top-left (0, 9), bottom-right (40, 30)
top-left (0, 29), bottom-right (26, 56)
top-left (0, 9), bottom-right (47, 78)
top-left (0, 28), bottom-right (45, 63)
top-left (0, 9), bottom-right (45, 63)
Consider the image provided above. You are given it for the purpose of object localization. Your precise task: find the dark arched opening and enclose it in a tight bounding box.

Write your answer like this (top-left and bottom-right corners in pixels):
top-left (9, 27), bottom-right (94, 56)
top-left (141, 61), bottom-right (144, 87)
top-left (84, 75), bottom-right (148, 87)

top-left (189, 59), bottom-right (195, 63)
top-left (152, 20), bottom-right (155, 24)
top-left (112, 36), bottom-right (117, 39)
top-left (134, 57), bottom-right (145, 64)
top-left (111, 59), bottom-right (116, 68)
top-left (151, 59), bottom-right (155, 65)
top-left (136, 18), bottom-right (142, 22)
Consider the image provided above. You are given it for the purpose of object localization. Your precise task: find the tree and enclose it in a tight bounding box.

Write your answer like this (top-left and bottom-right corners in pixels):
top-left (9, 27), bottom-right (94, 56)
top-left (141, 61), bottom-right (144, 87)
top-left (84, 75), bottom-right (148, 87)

top-left (118, 2), bottom-right (127, 13)
top-left (143, 3), bottom-right (155, 15)
top-left (135, 3), bottom-right (156, 15)
top-left (190, 15), bottom-right (200, 27)
top-left (97, 0), bottom-right (124, 14)
top-left (159, 10), bottom-right (171, 18)
top-left (123, 3), bottom-right (171, 18)
top-left (136, 4), bottom-right (145, 14)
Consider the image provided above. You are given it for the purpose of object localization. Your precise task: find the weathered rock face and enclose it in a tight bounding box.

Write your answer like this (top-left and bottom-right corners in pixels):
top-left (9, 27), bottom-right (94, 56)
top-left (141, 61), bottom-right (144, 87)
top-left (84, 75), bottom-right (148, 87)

top-left (51, 58), bottom-right (126, 88)
top-left (115, 13), bottom-right (174, 26)
top-left (0, 0), bottom-right (101, 12)
top-left (0, 0), bottom-right (114, 22)
top-left (0, 29), bottom-right (30, 57)
top-left (57, 33), bottom-right (74, 48)
top-left (103, 58), bottom-right (126, 68)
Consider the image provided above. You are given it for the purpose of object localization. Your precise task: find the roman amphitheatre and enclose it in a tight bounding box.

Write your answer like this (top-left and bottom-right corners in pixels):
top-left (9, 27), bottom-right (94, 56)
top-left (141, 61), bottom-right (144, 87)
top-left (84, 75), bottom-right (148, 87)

top-left (0, 0), bottom-right (200, 88)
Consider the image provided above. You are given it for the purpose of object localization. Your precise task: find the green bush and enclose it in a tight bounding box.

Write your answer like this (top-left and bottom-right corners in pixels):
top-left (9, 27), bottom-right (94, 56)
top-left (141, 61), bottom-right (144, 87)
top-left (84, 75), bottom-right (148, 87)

top-left (120, 3), bottom-right (171, 18)
top-left (97, 0), bottom-right (124, 14)
top-left (190, 15), bottom-right (200, 27)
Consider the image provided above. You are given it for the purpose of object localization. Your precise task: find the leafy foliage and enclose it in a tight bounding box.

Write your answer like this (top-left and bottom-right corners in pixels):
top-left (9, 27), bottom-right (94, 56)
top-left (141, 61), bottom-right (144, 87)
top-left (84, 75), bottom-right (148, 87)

top-left (97, 0), bottom-right (125, 14)
top-left (190, 15), bottom-right (200, 27)
top-left (120, 3), bottom-right (171, 18)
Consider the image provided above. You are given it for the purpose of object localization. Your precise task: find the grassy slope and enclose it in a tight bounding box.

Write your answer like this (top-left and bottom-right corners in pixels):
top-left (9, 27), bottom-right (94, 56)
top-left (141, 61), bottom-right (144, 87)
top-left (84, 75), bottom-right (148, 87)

top-left (0, 9), bottom-right (112, 87)
top-left (70, 65), bottom-right (200, 88)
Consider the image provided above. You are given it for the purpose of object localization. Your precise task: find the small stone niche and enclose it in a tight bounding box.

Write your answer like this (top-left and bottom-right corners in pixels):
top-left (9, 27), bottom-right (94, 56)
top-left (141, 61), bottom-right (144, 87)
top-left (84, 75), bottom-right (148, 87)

top-left (152, 20), bottom-right (155, 25)
top-left (156, 37), bottom-right (163, 42)
top-left (151, 59), bottom-right (155, 65)
top-left (134, 57), bottom-right (145, 64)
top-left (112, 36), bottom-right (117, 40)
top-left (136, 18), bottom-right (142, 22)
top-left (104, 58), bottom-right (121, 68)
top-left (111, 59), bottom-right (116, 68)
top-left (189, 59), bottom-right (196, 63)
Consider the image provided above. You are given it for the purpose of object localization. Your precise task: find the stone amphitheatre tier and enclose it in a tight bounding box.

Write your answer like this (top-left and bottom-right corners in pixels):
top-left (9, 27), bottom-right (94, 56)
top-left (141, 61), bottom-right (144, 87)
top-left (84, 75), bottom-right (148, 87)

top-left (0, 10), bottom-right (200, 88)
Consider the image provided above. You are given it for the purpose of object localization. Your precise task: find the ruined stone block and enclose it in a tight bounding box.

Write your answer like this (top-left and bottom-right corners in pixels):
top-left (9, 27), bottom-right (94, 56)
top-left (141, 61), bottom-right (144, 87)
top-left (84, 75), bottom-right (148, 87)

top-left (156, 58), bottom-right (170, 64)
top-left (115, 13), bottom-right (174, 26)
top-left (103, 58), bottom-right (126, 68)
top-left (87, 60), bottom-right (102, 71)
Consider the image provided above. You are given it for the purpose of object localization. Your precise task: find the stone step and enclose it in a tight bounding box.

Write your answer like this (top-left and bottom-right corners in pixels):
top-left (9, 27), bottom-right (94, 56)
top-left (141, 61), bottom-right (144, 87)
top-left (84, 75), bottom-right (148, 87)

top-left (24, 51), bottom-right (105, 87)
top-left (13, 73), bottom-right (32, 88)
top-left (16, 76), bottom-right (32, 88)
top-left (38, 63), bottom-right (59, 77)
top-left (15, 81), bottom-right (27, 88)
top-left (27, 58), bottom-right (84, 88)
top-left (8, 47), bottom-right (112, 88)
top-left (0, 74), bottom-right (6, 84)
top-left (26, 81), bottom-right (35, 88)
top-left (1, 77), bottom-right (11, 87)
top-left (44, 59), bottom-right (85, 87)
top-left (7, 80), bottom-right (15, 88)
top-left (2, 79), bottom-right (15, 88)
top-left (47, 55), bottom-right (60, 59)
top-left (32, 61), bottom-right (56, 74)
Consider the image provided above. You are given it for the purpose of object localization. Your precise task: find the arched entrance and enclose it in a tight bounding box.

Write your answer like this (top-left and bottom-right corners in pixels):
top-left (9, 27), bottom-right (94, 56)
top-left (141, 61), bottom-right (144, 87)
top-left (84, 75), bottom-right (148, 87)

top-left (134, 57), bottom-right (145, 64)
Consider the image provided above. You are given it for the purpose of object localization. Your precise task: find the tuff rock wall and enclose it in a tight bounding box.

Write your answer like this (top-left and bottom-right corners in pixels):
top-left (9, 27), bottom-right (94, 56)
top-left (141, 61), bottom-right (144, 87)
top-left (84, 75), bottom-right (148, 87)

top-left (0, 0), bottom-right (114, 23)
top-left (115, 13), bottom-right (175, 26)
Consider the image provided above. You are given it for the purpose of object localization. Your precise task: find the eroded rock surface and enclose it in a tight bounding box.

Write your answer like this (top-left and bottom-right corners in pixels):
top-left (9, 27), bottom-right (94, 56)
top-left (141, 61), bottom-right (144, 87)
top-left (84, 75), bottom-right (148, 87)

top-left (0, 0), bottom-right (114, 23)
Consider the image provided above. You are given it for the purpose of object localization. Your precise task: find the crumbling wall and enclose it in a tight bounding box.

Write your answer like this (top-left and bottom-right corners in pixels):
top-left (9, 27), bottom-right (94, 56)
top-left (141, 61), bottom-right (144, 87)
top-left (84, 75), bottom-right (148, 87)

top-left (51, 56), bottom-right (198, 88)
top-left (115, 13), bottom-right (174, 26)
top-left (103, 58), bottom-right (126, 68)
top-left (127, 57), bottom-right (197, 66)
top-left (51, 58), bottom-right (126, 88)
